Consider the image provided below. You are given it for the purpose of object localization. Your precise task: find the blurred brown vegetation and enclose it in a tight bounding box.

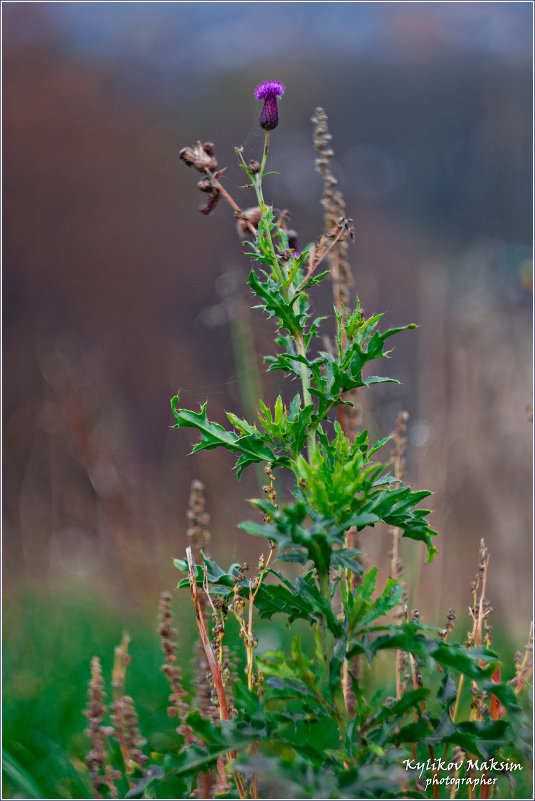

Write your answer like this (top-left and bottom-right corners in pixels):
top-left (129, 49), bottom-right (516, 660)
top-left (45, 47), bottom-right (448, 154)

top-left (2, 3), bottom-right (532, 633)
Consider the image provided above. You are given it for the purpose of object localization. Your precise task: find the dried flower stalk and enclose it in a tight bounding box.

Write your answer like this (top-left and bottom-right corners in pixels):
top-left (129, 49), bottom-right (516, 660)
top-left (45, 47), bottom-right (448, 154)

top-left (389, 411), bottom-right (410, 700)
top-left (187, 479), bottom-right (211, 562)
top-left (112, 632), bottom-right (131, 699)
top-left (157, 590), bottom-right (193, 742)
top-left (111, 695), bottom-right (147, 776)
top-left (311, 106), bottom-right (353, 310)
top-left (312, 107), bottom-right (362, 717)
top-left (83, 656), bottom-right (121, 798)
top-left (186, 546), bottom-right (246, 799)
top-left (510, 621), bottom-right (533, 694)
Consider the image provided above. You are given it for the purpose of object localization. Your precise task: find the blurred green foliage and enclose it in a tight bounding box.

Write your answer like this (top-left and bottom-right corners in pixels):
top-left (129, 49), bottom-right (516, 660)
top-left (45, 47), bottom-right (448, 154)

top-left (1, 590), bottom-right (306, 799)
top-left (3, 590), bottom-right (531, 799)
top-left (2, 591), bottom-right (191, 799)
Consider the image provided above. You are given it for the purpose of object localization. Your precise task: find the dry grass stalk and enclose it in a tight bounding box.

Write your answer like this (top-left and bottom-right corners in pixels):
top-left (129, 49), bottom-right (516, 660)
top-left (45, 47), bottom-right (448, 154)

top-left (449, 548), bottom-right (490, 799)
top-left (111, 695), bottom-right (147, 777)
top-left (187, 479), bottom-right (212, 643)
top-left (389, 412), bottom-right (411, 700)
top-left (312, 107), bottom-right (363, 716)
top-left (186, 546), bottom-right (247, 799)
top-left (187, 479), bottom-right (211, 564)
top-left (510, 621), bottom-right (533, 695)
top-left (470, 540), bottom-right (497, 723)
top-left (185, 548), bottom-right (228, 708)
top-left (311, 106), bottom-right (353, 310)
top-left (157, 590), bottom-right (194, 743)
top-left (83, 656), bottom-right (121, 798)
top-left (187, 479), bottom-right (223, 797)
top-left (311, 108), bottom-right (358, 436)
top-left (185, 479), bottom-right (221, 732)
top-left (451, 541), bottom-right (491, 724)
top-left (110, 632), bottom-right (138, 780)
top-left (112, 632), bottom-right (131, 699)
top-left (311, 106), bottom-right (358, 436)
top-left (448, 540), bottom-right (502, 800)
top-left (390, 411), bottom-right (409, 588)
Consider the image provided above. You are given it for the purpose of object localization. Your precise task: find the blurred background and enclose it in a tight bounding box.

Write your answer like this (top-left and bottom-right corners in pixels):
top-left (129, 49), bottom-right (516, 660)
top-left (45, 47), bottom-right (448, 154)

top-left (2, 2), bottom-right (533, 796)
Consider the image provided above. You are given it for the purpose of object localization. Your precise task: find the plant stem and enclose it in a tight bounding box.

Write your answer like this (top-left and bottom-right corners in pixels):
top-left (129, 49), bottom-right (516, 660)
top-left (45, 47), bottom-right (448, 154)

top-left (246, 581), bottom-right (255, 692)
top-left (318, 568), bottom-right (330, 601)
top-left (186, 548), bottom-right (247, 800)
top-left (258, 134), bottom-right (315, 451)
top-left (235, 136), bottom-right (316, 453)
top-left (260, 129), bottom-right (270, 174)
top-left (409, 652), bottom-right (439, 798)
top-left (452, 674), bottom-right (464, 724)
top-left (187, 548), bottom-right (229, 719)
top-left (316, 569), bottom-right (331, 679)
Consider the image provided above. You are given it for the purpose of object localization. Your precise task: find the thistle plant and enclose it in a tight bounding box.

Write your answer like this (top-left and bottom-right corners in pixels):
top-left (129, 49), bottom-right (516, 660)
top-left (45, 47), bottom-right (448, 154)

top-left (164, 82), bottom-right (532, 798)
top-left (81, 82), bottom-right (532, 800)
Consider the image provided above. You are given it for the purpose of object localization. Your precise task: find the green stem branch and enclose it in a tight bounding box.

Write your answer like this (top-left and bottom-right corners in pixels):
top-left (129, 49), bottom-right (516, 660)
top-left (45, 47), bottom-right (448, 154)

top-left (235, 136), bottom-right (315, 452)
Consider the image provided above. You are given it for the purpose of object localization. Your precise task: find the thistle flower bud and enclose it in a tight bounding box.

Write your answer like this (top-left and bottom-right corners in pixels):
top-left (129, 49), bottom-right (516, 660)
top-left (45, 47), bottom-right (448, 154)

top-left (287, 229), bottom-right (300, 256)
top-left (254, 80), bottom-right (286, 131)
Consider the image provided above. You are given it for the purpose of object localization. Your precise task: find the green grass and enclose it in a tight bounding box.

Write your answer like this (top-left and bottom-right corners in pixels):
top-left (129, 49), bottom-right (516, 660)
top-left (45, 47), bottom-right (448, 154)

top-left (2, 590), bottom-right (196, 799)
top-left (2, 587), bottom-right (308, 799)
top-left (3, 590), bottom-right (532, 799)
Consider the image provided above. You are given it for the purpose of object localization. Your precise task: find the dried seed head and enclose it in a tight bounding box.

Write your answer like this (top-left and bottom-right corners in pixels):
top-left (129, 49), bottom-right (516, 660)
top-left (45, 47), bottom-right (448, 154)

top-left (187, 480), bottom-right (210, 560)
top-left (311, 106), bottom-right (352, 307)
top-left (199, 189), bottom-right (220, 216)
top-left (236, 205), bottom-right (262, 237)
top-left (179, 141), bottom-right (218, 172)
top-left (439, 608), bottom-right (457, 641)
top-left (157, 591), bottom-right (192, 739)
top-left (390, 410), bottom-right (409, 480)
top-left (111, 695), bottom-right (147, 772)
top-left (83, 657), bottom-right (120, 798)
top-left (197, 176), bottom-right (213, 193)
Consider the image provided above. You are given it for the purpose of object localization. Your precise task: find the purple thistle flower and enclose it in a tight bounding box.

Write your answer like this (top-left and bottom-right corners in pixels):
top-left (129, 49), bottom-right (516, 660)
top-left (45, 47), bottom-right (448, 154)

top-left (254, 80), bottom-right (286, 131)
top-left (287, 229), bottom-right (301, 259)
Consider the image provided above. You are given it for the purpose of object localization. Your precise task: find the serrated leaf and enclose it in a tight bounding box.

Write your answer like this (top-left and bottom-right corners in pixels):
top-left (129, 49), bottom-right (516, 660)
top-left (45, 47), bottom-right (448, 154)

top-left (363, 376), bottom-right (400, 386)
top-left (332, 548), bottom-right (364, 573)
top-left (248, 270), bottom-right (307, 335)
top-left (125, 765), bottom-right (164, 798)
top-left (276, 548), bottom-right (309, 564)
top-left (372, 688), bottom-right (430, 724)
top-left (266, 677), bottom-right (316, 697)
top-left (174, 553), bottom-right (241, 595)
top-left (368, 436), bottom-right (392, 457)
top-left (365, 625), bottom-right (498, 679)
top-left (437, 673), bottom-right (457, 709)
top-left (171, 397), bottom-right (276, 477)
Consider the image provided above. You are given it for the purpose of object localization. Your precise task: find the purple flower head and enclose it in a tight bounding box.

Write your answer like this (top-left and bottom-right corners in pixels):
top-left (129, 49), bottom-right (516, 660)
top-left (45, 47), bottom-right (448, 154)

top-left (254, 80), bottom-right (286, 131)
top-left (287, 229), bottom-right (300, 259)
